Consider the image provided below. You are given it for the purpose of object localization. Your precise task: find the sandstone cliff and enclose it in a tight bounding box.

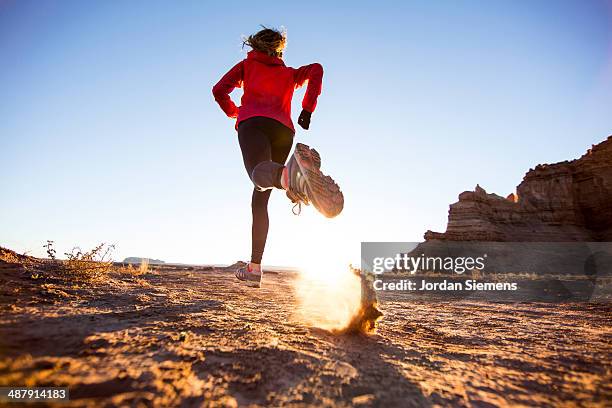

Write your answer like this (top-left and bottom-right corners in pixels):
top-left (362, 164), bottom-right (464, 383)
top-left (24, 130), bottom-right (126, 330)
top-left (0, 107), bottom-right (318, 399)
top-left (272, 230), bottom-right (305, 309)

top-left (425, 136), bottom-right (612, 241)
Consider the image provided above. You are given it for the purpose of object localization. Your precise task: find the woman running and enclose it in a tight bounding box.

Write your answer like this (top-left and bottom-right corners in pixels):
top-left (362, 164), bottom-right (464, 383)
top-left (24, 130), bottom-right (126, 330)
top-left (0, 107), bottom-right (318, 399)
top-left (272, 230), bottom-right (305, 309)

top-left (212, 27), bottom-right (343, 287)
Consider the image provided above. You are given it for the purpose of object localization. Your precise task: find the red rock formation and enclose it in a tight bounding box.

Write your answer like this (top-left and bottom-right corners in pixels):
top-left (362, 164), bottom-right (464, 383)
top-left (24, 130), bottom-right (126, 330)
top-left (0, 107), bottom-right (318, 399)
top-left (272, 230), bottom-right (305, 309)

top-left (425, 136), bottom-right (612, 241)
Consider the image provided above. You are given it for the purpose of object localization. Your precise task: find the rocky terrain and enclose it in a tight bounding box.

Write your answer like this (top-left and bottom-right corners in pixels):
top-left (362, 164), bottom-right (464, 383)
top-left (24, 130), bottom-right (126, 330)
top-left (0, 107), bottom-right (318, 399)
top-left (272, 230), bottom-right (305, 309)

top-left (1, 253), bottom-right (610, 407)
top-left (425, 136), bottom-right (612, 242)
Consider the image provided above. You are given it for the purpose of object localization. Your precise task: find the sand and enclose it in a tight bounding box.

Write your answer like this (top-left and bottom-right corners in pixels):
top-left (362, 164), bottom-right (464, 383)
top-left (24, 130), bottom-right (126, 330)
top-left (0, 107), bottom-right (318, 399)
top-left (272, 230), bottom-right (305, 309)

top-left (0, 261), bottom-right (610, 407)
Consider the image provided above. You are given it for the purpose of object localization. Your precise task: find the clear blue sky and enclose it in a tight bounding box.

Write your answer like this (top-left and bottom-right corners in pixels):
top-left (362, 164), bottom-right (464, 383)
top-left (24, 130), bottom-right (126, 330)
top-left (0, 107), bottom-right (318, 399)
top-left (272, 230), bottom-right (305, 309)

top-left (1, 0), bottom-right (611, 266)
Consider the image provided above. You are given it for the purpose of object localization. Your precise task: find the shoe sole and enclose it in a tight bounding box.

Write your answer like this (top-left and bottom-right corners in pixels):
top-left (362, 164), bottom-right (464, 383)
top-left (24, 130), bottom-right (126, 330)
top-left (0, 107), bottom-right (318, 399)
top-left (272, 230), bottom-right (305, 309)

top-left (310, 148), bottom-right (321, 168)
top-left (235, 270), bottom-right (262, 288)
top-left (294, 143), bottom-right (344, 218)
top-left (236, 277), bottom-right (261, 288)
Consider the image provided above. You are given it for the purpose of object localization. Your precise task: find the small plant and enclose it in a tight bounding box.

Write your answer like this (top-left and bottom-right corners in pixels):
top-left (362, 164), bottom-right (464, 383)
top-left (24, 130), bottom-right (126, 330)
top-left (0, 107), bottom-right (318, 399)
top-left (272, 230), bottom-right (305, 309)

top-left (3, 242), bottom-right (118, 283)
top-left (43, 240), bottom-right (56, 260)
top-left (118, 260), bottom-right (149, 278)
top-left (139, 258), bottom-right (150, 275)
top-left (62, 243), bottom-right (115, 281)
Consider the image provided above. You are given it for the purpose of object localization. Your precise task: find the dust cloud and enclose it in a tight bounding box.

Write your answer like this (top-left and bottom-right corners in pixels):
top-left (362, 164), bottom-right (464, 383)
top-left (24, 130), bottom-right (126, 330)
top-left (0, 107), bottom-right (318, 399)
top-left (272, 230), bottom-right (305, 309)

top-left (292, 259), bottom-right (382, 334)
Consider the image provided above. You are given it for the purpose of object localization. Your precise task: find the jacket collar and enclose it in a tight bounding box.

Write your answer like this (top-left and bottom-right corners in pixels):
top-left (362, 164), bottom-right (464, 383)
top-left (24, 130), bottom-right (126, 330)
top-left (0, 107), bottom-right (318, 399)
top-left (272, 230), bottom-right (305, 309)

top-left (247, 50), bottom-right (285, 66)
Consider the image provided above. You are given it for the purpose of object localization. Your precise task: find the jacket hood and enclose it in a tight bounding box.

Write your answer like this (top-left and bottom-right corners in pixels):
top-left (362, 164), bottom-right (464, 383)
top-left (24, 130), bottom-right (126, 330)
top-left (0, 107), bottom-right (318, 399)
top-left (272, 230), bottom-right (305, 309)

top-left (247, 50), bottom-right (285, 66)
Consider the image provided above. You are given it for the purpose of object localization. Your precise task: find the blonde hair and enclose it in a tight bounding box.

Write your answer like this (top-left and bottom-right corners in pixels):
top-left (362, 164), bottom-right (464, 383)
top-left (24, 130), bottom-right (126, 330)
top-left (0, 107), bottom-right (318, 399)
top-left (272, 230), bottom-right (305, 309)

top-left (243, 26), bottom-right (287, 57)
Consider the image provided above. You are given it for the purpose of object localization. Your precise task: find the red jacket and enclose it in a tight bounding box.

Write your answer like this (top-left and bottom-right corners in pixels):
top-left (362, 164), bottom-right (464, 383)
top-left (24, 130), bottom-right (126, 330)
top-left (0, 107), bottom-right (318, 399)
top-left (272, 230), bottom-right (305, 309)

top-left (212, 50), bottom-right (323, 132)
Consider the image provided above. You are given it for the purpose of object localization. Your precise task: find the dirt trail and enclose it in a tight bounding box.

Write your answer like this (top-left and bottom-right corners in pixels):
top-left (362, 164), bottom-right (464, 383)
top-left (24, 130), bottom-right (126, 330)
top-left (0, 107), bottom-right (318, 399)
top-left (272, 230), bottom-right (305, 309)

top-left (0, 263), bottom-right (610, 407)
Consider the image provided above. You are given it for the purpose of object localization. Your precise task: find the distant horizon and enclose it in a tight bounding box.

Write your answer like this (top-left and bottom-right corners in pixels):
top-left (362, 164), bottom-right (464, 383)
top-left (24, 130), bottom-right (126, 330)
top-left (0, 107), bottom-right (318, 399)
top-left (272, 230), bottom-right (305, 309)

top-left (118, 255), bottom-right (300, 269)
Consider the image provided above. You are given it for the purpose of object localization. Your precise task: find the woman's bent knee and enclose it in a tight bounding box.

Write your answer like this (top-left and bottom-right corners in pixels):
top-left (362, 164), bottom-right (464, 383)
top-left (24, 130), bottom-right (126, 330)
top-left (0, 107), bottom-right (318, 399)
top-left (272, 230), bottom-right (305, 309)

top-left (251, 161), bottom-right (283, 190)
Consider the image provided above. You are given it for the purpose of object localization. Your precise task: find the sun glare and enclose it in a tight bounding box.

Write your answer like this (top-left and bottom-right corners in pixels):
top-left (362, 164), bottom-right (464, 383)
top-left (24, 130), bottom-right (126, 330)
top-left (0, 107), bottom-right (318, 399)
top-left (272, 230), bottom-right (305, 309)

top-left (293, 252), bottom-right (362, 332)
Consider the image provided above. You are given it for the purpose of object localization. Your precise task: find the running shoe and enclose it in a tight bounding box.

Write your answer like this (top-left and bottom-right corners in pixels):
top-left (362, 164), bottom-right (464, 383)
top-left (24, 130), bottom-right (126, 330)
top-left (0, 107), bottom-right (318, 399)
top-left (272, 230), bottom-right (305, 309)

top-left (285, 143), bottom-right (344, 218)
top-left (235, 263), bottom-right (262, 288)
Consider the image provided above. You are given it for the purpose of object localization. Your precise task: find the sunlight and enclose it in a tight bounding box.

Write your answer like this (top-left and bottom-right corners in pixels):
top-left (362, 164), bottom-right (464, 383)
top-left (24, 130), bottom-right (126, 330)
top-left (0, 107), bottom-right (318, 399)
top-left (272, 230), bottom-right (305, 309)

top-left (292, 248), bottom-right (362, 332)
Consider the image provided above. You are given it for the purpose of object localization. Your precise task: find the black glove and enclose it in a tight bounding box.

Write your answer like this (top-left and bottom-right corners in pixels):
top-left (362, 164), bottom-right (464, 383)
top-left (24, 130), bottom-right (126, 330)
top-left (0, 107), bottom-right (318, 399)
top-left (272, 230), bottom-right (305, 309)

top-left (298, 109), bottom-right (312, 130)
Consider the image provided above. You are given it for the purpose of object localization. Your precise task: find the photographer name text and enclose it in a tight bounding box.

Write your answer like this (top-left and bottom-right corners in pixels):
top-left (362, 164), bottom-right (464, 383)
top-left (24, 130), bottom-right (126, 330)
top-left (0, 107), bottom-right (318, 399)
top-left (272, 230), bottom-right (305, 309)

top-left (373, 279), bottom-right (518, 291)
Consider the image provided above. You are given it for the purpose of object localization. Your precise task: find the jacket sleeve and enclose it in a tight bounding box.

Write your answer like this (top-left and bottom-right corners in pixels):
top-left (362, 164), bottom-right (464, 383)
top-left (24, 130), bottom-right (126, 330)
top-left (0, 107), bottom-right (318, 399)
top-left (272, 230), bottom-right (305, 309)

top-left (212, 61), bottom-right (244, 118)
top-left (293, 63), bottom-right (323, 113)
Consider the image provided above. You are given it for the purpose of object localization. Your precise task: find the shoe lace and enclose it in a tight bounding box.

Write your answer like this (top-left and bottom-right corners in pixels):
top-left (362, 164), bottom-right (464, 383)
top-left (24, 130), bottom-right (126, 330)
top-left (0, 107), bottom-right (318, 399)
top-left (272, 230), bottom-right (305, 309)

top-left (292, 202), bottom-right (302, 215)
top-left (287, 163), bottom-right (308, 216)
top-left (286, 186), bottom-right (306, 216)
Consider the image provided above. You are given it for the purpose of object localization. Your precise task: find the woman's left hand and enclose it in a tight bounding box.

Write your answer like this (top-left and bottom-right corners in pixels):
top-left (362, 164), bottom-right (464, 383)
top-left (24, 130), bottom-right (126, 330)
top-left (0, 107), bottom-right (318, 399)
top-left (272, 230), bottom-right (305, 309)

top-left (298, 109), bottom-right (312, 130)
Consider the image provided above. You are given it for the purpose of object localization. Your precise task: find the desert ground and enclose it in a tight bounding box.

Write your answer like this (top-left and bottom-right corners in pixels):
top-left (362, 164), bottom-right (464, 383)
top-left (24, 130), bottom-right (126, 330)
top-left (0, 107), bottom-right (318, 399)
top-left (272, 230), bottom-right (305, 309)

top-left (0, 258), bottom-right (610, 407)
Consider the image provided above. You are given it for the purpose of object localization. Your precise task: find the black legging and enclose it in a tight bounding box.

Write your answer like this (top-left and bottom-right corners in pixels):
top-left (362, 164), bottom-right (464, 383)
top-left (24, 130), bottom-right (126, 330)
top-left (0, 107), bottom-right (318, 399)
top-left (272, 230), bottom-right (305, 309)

top-left (238, 117), bottom-right (294, 264)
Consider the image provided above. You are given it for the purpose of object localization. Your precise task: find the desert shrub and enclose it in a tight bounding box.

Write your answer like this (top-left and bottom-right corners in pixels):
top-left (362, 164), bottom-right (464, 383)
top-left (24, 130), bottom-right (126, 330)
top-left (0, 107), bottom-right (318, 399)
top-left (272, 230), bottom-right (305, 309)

top-left (60, 243), bottom-right (115, 281)
top-left (33, 241), bottom-right (116, 282)
top-left (43, 240), bottom-right (56, 260)
top-left (139, 258), bottom-right (150, 275)
top-left (2, 242), bottom-right (117, 283)
top-left (118, 261), bottom-right (148, 278)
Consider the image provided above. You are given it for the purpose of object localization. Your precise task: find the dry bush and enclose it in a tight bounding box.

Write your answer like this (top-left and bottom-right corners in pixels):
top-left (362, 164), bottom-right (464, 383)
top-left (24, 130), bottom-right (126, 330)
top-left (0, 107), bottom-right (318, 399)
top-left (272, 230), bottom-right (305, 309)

top-left (139, 258), bottom-right (150, 275)
top-left (43, 240), bottom-right (56, 260)
top-left (32, 241), bottom-right (116, 283)
top-left (118, 262), bottom-right (148, 278)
